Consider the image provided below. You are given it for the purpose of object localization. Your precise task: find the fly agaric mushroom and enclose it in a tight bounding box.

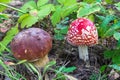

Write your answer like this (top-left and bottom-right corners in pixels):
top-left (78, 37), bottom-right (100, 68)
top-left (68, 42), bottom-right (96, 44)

top-left (10, 28), bottom-right (52, 67)
top-left (66, 18), bottom-right (98, 64)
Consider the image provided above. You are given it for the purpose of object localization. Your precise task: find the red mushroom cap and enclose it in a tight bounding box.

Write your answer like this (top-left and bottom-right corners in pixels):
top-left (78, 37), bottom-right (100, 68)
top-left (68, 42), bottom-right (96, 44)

top-left (67, 18), bottom-right (98, 46)
top-left (10, 28), bottom-right (52, 62)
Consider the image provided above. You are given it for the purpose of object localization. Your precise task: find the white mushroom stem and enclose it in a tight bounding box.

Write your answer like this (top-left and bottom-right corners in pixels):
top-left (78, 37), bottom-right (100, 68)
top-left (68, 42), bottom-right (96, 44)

top-left (78, 45), bottom-right (89, 62)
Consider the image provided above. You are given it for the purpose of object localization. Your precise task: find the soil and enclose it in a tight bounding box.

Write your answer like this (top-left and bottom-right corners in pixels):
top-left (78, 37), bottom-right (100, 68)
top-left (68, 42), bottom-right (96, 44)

top-left (0, 0), bottom-right (120, 80)
top-left (12, 37), bottom-right (118, 80)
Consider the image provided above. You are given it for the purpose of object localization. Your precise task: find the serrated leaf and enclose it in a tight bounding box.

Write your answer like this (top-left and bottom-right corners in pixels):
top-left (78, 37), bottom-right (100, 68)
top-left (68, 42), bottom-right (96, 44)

top-left (0, 25), bottom-right (19, 52)
top-left (37, 0), bottom-right (49, 8)
top-left (77, 3), bottom-right (101, 18)
top-left (115, 2), bottom-right (120, 11)
top-left (113, 32), bottom-right (120, 40)
top-left (62, 66), bottom-right (76, 73)
top-left (18, 14), bottom-right (38, 28)
top-left (51, 6), bottom-right (61, 26)
top-left (38, 4), bottom-right (54, 20)
top-left (18, 13), bottom-right (29, 23)
top-left (57, 0), bottom-right (77, 6)
top-left (20, 0), bottom-right (37, 13)
top-left (61, 3), bottom-right (78, 18)
top-left (109, 64), bottom-right (120, 71)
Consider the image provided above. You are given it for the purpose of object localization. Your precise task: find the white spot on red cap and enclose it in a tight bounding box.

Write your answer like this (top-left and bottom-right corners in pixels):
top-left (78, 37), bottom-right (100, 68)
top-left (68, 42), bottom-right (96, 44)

top-left (66, 18), bottom-right (98, 46)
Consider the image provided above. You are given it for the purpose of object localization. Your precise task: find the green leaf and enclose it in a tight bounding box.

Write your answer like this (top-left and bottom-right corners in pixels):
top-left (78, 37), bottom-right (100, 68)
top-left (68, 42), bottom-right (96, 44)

top-left (62, 66), bottom-right (76, 73)
top-left (0, 25), bottom-right (19, 52)
top-left (16, 60), bottom-right (27, 65)
top-left (51, 6), bottom-right (62, 26)
top-left (0, 13), bottom-right (8, 22)
top-left (102, 21), bottom-right (120, 38)
top-left (0, 13), bottom-right (8, 19)
top-left (104, 50), bottom-right (114, 59)
top-left (25, 63), bottom-right (41, 79)
top-left (60, 26), bottom-right (68, 34)
top-left (63, 0), bottom-right (77, 6)
top-left (100, 15), bottom-right (115, 29)
top-left (112, 55), bottom-right (120, 64)
top-left (98, 15), bottom-right (115, 37)
top-left (88, 14), bottom-right (95, 22)
top-left (61, 3), bottom-right (78, 18)
top-left (83, 0), bottom-right (96, 3)
top-left (100, 65), bottom-right (107, 73)
top-left (54, 33), bottom-right (64, 40)
top-left (18, 13), bottom-right (29, 22)
top-left (115, 2), bottom-right (120, 11)
top-left (0, 0), bottom-right (11, 3)
top-left (18, 13), bottom-right (38, 28)
top-left (113, 32), bottom-right (120, 40)
top-left (104, 49), bottom-right (120, 64)
top-left (38, 4), bottom-right (54, 20)
top-left (57, 0), bottom-right (77, 6)
top-left (109, 64), bottom-right (120, 71)
top-left (57, 0), bottom-right (65, 5)
top-left (20, 0), bottom-right (37, 13)
top-left (105, 0), bottom-right (113, 4)
top-left (77, 3), bottom-right (101, 18)
top-left (117, 40), bottom-right (120, 49)
top-left (0, 0), bottom-right (11, 12)
top-left (37, 0), bottom-right (49, 8)
top-left (43, 60), bottom-right (56, 74)
top-left (96, 0), bottom-right (102, 2)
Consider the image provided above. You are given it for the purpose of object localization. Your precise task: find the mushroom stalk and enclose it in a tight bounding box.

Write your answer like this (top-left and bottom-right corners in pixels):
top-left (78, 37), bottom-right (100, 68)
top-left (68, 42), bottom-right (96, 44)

top-left (78, 45), bottom-right (89, 62)
top-left (33, 54), bottom-right (49, 67)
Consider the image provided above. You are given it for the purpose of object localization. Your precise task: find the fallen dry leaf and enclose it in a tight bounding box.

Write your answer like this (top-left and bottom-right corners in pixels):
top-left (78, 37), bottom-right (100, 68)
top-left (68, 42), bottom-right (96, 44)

top-left (64, 74), bottom-right (79, 80)
top-left (109, 69), bottom-right (120, 79)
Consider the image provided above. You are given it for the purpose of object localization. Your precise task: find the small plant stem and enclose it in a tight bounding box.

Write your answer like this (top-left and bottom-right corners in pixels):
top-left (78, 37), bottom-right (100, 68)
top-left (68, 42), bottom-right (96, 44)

top-left (78, 45), bottom-right (90, 66)
top-left (0, 3), bottom-right (25, 13)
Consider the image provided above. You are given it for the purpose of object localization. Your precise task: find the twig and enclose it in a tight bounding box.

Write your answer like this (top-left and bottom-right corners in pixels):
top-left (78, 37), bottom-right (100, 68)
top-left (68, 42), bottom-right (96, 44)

top-left (0, 3), bottom-right (25, 13)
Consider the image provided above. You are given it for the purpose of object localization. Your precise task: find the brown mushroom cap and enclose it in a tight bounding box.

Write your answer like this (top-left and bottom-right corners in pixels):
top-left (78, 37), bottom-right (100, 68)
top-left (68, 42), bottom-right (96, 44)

top-left (10, 28), bottom-right (52, 62)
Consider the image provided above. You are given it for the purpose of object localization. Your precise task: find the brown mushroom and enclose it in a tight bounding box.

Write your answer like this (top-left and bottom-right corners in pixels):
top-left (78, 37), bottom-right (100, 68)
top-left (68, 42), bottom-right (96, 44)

top-left (10, 28), bottom-right (52, 67)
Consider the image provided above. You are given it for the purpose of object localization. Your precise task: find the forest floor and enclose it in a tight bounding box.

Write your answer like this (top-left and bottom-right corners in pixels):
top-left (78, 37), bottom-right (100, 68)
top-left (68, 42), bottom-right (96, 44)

top-left (1, 0), bottom-right (120, 80)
